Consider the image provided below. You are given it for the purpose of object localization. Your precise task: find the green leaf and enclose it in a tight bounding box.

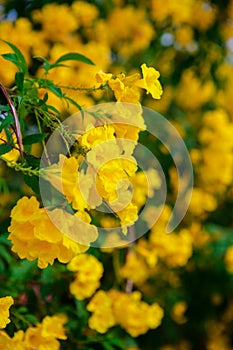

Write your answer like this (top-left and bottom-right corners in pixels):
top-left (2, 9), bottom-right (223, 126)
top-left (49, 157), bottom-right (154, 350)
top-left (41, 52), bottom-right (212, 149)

top-left (0, 143), bottom-right (13, 155)
top-left (65, 96), bottom-right (84, 120)
top-left (0, 233), bottom-right (11, 246)
top-left (55, 52), bottom-right (95, 66)
top-left (23, 133), bottom-right (47, 145)
top-left (15, 72), bottom-right (24, 92)
top-left (24, 173), bottom-right (40, 194)
top-left (0, 113), bottom-right (14, 132)
top-left (102, 343), bottom-right (115, 350)
top-left (2, 40), bottom-right (28, 74)
top-left (0, 245), bottom-right (12, 264)
top-left (38, 92), bottom-right (48, 105)
top-left (1, 53), bottom-right (19, 64)
top-left (47, 82), bottom-right (64, 98)
top-left (10, 259), bottom-right (37, 282)
top-left (34, 55), bottom-right (68, 73)
top-left (47, 104), bottom-right (61, 115)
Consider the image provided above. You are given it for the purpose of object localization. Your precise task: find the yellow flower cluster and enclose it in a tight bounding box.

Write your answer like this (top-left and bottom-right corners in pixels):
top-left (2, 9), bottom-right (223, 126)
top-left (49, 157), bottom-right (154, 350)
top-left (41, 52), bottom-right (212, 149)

top-left (136, 206), bottom-right (193, 268)
top-left (42, 103), bottom-right (157, 237)
top-left (67, 254), bottom-right (103, 300)
top-left (0, 2), bottom-right (163, 111)
top-left (224, 246), bottom-right (233, 273)
top-left (87, 290), bottom-right (164, 337)
top-left (175, 69), bottom-right (215, 110)
top-left (8, 196), bottom-right (90, 268)
top-left (0, 314), bottom-right (67, 350)
top-left (197, 109), bottom-right (233, 194)
top-left (0, 296), bottom-right (14, 329)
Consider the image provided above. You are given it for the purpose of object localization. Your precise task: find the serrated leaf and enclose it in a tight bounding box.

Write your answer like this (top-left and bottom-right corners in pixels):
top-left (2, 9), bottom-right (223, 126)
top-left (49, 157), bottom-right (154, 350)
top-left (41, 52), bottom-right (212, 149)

top-left (0, 143), bottom-right (13, 155)
top-left (23, 133), bottom-right (47, 145)
top-left (2, 40), bottom-right (28, 74)
top-left (15, 72), bottom-right (24, 92)
top-left (55, 52), bottom-right (95, 66)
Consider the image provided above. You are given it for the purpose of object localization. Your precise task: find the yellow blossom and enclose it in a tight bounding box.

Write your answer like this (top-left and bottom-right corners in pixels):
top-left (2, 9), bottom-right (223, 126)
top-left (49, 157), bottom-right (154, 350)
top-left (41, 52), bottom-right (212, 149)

top-left (135, 64), bottom-right (163, 99)
top-left (96, 70), bottom-right (113, 84)
top-left (225, 246), bottom-right (233, 273)
top-left (8, 196), bottom-right (90, 268)
top-left (68, 254), bottom-right (104, 300)
top-left (119, 253), bottom-right (149, 284)
top-left (0, 296), bottom-right (14, 329)
top-left (87, 290), bottom-right (116, 333)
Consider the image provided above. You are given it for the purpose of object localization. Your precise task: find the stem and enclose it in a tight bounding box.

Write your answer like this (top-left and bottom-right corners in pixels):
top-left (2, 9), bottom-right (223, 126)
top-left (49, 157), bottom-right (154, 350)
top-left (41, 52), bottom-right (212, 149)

top-left (0, 82), bottom-right (24, 159)
top-left (56, 83), bottom-right (108, 92)
top-left (125, 225), bottom-right (136, 294)
top-left (35, 110), bottom-right (51, 165)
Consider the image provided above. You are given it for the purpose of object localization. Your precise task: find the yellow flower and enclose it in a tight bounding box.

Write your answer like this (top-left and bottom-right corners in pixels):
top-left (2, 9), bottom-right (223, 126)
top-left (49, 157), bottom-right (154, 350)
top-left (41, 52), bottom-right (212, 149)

top-left (9, 196), bottom-right (40, 223)
top-left (171, 301), bottom-right (188, 324)
top-left (108, 72), bottom-right (141, 103)
top-left (87, 290), bottom-right (116, 333)
top-left (41, 314), bottom-right (67, 340)
top-left (72, 1), bottom-right (99, 27)
top-left (32, 3), bottom-right (78, 42)
top-left (68, 254), bottom-right (104, 300)
top-left (8, 196), bottom-right (90, 268)
top-left (109, 290), bottom-right (164, 337)
top-left (119, 252), bottom-right (149, 284)
top-left (95, 70), bottom-right (113, 84)
top-left (135, 64), bottom-right (163, 99)
top-left (225, 246), bottom-right (233, 273)
top-left (0, 130), bottom-right (21, 164)
top-left (0, 296), bottom-right (14, 329)
top-left (24, 314), bottom-right (67, 350)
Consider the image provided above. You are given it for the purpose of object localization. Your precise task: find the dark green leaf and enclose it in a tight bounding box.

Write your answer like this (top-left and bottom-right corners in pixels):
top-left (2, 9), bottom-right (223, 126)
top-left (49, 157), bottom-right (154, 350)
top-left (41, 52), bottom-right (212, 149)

top-left (108, 338), bottom-right (125, 349)
top-left (102, 343), bottom-right (115, 350)
top-left (55, 52), bottom-right (95, 66)
top-left (25, 314), bottom-right (38, 324)
top-left (38, 92), bottom-right (48, 106)
top-left (1, 53), bottom-right (18, 64)
top-left (0, 233), bottom-right (11, 246)
top-left (2, 40), bottom-right (28, 74)
top-left (24, 174), bottom-right (40, 194)
top-left (47, 104), bottom-right (61, 115)
top-left (0, 105), bottom-right (10, 112)
top-left (0, 245), bottom-right (12, 264)
top-left (23, 133), bottom-right (47, 145)
top-left (65, 96), bottom-right (84, 120)
top-left (0, 143), bottom-right (13, 155)
top-left (25, 155), bottom-right (40, 168)
top-left (10, 259), bottom-right (37, 282)
top-left (47, 83), bottom-right (64, 97)
top-left (0, 113), bottom-right (14, 132)
top-left (34, 56), bottom-right (69, 73)
top-left (15, 72), bottom-right (24, 92)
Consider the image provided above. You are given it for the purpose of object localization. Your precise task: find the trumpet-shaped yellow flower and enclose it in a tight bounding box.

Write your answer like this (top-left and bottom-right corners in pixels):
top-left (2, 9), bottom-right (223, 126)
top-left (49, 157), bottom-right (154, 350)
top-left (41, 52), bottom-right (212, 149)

top-left (0, 296), bottom-right (14, 329)
top-left (8, 196), bottom-right (90, 268)
top-left (135, 64), bottom-right (163, 99)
